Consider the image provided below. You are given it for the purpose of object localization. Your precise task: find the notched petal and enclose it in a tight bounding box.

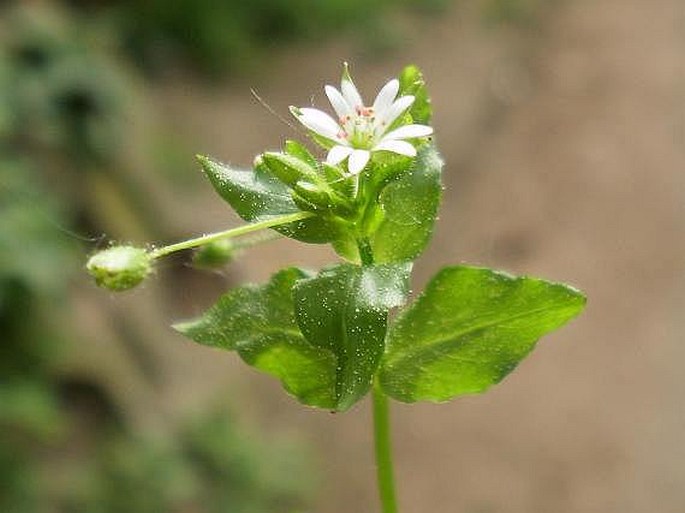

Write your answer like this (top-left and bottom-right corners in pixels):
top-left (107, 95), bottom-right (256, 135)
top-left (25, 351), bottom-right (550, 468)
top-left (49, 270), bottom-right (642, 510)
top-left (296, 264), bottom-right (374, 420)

top-left (382, 124), bottom-right (433, 141)
top-left (374, 140), bottom-right (417, 157)
top-left (382, 95), bottom-right (416, 128)
top-left (297, 108), bottom-right (342, 139)
top-left (325, 85), bottom-right (352, 120)
top-left (341, 79), bottom-right (364, 110)
top-left (348, 149), bottom-right (371, 175)
top-left (326, 145), bottom-right (354, 165)
top-left (373, 79), bottom-right (400, 116)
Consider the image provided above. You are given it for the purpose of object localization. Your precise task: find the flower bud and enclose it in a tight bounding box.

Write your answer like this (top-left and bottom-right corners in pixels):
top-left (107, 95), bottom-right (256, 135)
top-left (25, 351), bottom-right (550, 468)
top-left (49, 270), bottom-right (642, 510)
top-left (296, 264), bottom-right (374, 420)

top-left (192, 239), bottom-right (236, 269)
top-left (86, 246), bottom-right (152, 291)
top-left (291, 180), bottom-right (356, 218)
top-left (292, 180), bottom-right (333, 209)
top-left (261, 152), bottom-right (320, 187)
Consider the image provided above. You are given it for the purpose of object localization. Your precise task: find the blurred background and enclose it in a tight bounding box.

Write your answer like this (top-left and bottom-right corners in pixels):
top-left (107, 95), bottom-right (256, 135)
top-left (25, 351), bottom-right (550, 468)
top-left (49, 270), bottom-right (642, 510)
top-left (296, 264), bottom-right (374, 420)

top-left (1, 0), bottom-right (683, 512)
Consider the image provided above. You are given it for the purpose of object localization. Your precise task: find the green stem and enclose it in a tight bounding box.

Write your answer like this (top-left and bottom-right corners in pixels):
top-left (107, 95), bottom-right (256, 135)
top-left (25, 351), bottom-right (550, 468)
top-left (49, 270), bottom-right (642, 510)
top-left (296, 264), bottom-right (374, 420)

top-left (358, 237), bottom-right (375, 266)
top-left (148, 211), bottom-right (313, 259)
top-left (373, 379), bottom-right (399, 513)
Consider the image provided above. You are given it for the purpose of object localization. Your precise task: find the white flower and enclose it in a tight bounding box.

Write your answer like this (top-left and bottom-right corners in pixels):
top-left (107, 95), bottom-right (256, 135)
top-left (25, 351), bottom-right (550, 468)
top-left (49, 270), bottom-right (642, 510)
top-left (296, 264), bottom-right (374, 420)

top-left (290, 67), bottom-right (433, 176)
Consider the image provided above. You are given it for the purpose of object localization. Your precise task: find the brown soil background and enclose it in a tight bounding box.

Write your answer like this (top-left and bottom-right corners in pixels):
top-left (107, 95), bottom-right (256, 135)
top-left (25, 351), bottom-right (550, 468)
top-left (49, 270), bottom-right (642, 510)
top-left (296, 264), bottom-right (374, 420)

top-left (75, 0), bottom-right (685, 511)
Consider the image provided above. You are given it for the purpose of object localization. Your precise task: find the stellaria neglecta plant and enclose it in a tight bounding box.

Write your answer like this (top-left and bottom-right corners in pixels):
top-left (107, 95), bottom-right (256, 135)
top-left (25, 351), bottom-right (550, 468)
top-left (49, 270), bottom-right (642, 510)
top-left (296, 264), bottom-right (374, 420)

top-left (87, 63), bottom-right (586, 513)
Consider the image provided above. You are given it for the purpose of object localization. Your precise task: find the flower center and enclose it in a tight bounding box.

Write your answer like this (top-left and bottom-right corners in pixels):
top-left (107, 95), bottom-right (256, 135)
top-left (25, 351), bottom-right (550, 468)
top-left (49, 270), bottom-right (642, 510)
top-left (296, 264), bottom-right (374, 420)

top-left (339, 106), bottom-right (381, 149)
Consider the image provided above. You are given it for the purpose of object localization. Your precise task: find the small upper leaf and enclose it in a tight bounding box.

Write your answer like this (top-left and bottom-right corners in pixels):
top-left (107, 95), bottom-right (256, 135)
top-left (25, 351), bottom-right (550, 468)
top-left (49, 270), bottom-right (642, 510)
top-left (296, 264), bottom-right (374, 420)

top-left (379, 265), bottom-right (586, 403)
top-left (293, 262), bottom-right (412, 411)
top-left (370, 145), bottom-right (443, 263)
top-left (197, 155), bottom-right (342, 243)
top-left (174, 268), bottom-right (338, 409)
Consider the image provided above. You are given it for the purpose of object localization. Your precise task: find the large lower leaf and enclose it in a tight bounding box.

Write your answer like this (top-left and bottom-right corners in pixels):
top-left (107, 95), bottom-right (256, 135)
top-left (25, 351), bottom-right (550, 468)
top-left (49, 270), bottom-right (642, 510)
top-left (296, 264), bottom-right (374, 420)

top-left (174, 268), bottom-right (338, 409)
top-left (380, 265), bottom-right (586, 403)
top-left (198, 155), bottom-right (342, 243)
top-left (370, 145), bottom-right (443, 263)
top-left (293, 263), bottom-right (412, 411)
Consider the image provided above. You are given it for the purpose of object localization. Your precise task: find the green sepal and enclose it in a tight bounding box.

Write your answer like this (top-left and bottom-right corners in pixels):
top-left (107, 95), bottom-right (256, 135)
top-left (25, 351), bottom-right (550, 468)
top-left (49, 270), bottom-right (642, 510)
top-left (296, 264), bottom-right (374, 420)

top-left (197, 155), bottom-right (341, 243)
top-left (284, 139), bottom-right (318, 168)
top-left (398, 65), bottom-right (432, 124)
top-left (173, 268), bottom-right (339, 409)
top-left (293, 262), bottom-right (412, 411)
top-left (379, 265), bottom-right (587, 403)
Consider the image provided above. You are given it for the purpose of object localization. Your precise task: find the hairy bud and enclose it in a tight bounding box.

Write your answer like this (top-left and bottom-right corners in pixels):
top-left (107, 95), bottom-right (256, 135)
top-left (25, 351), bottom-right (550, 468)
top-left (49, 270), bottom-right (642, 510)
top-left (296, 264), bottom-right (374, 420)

top-left (192, 239), bottom-right (236, 269)
top-left (86, 246), bottom-right (152, 291)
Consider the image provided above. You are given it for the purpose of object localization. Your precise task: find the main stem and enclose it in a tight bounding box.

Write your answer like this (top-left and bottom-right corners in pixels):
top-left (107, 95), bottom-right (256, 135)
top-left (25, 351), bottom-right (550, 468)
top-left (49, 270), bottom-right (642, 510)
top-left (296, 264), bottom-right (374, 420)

top-left (372, 379), bottom-right (399, 513)
top-left (149, 211), bottom-right (313, 259)
top-left (358, 236), bottom-right (399, 513)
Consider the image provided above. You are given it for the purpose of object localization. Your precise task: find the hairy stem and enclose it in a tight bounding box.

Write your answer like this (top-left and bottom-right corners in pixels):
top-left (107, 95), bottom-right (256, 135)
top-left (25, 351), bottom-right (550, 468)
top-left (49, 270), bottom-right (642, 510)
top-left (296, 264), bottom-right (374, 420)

top-left (358, 237), bottom-right (375, 266)
top-left (373, 379), bottom-right (399, 513)
top-left (149, 211), bottom-right (313, 259)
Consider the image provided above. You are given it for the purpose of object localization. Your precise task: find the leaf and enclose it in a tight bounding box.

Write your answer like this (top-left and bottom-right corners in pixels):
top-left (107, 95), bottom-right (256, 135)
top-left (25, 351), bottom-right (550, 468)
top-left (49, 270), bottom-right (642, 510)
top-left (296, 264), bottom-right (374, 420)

top-left (379, 265), bottom-right (586, 403)
top-left (293, 262), bottom-right (412, 411)
top-left (398, 65), bottom-right (432, 124)
top-left (197, 155), bottom-right (342, 243)
top-left (174, 268), bottom-right (338, 409)
top-left (370, 144), bottom-right (443, 263)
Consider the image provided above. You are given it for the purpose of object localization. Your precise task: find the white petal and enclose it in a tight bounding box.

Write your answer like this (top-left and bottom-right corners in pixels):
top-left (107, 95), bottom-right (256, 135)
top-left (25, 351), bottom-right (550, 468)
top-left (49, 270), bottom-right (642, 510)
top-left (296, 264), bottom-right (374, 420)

top-left (341, 78), bottom-right (364, 110)
top-left (380, 95), bottom-right (415, 128)
top-left (374, 139), bottom-right (417, 157)
top-left (297, 107), bottom-right (342, 140)
top-left (382, 124), bottom-right (433, 141)
top-left (326, 145), bottom-right (354, 165)
top-left (372, 79), bottom-right (399, 117)
top-left (325, 85), bottom-right (352, 120)
top-left (348, 149), bottom-right (371, 175)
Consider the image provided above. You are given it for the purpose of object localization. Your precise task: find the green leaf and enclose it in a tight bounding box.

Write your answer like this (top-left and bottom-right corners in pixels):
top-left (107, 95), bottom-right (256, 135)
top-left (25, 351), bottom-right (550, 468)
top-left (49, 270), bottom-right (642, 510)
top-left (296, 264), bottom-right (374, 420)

top-left (197, 155), bottom-right (341, 243)
top-left (370, 144), bottom-right (443, 263)
top-left (293, 262), bottom-right (412, 411)
top-left (174, 268), bottom-right (338, 409)
top-left (398, 65), bottom-right (432, 124)
top-left (380, 265), bottom-right (586, 403)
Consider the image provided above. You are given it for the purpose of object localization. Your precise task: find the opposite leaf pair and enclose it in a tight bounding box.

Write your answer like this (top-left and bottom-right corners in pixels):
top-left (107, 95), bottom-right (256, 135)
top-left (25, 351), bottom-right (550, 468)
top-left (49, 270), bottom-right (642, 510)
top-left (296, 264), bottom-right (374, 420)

top-left (175, 264), bottom-right (585, 411)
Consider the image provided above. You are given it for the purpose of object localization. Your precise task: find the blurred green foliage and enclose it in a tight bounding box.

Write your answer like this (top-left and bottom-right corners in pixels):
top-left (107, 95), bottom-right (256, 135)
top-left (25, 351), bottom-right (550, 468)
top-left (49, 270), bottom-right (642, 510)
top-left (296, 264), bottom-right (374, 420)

top-left (483, 0), bottom-right (558, 26)
top-left (0, 155), bottom-right (311, 512)
top-left (107, 0), bottom-right (450, 77)
top-left (0, 2), bottom-right (320, 511)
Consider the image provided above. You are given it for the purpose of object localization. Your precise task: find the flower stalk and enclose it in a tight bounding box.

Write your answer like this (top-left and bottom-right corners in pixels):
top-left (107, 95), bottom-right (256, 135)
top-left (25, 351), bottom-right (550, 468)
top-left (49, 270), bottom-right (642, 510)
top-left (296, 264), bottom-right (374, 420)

top-left (87, 212), bottom-right (314, 291)
top-left (148, 211), bottom-right (314, 259)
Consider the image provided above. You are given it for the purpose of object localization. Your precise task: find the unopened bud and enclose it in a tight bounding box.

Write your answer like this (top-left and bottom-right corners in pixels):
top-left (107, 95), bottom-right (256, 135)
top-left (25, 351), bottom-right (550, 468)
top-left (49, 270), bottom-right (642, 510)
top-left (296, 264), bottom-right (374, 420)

top-left (86, 246), bottom-right (152, 291)
top-left (293, 180), bottom-right (333, 209)
top-left (261, 152), bottom-right (320, 187)
top-left (192, 239), bottom-right (236, 269)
